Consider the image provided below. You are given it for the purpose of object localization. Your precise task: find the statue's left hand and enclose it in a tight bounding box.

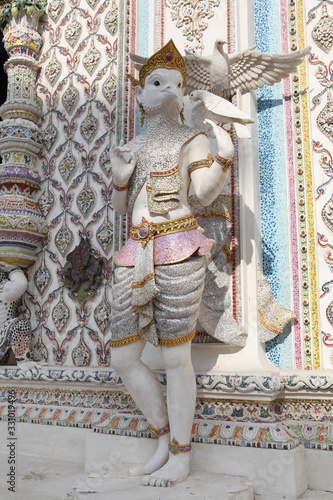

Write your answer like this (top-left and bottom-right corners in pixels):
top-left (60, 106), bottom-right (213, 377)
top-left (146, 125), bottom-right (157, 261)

top-left (111, 142), bottom-right (136, 185)
top-left (204, 119), bottom-right (234, 159)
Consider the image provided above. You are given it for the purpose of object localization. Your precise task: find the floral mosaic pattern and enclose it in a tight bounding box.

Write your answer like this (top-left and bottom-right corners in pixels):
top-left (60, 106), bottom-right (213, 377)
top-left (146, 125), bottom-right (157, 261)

top-left (306, 0), bottom-right (333, 368)
top-left (165, 0), bottom-right (221, 54)
top-left (25, 0), bottom-right (127, 366)
top-left (12, 0), bottom-right (327, 373)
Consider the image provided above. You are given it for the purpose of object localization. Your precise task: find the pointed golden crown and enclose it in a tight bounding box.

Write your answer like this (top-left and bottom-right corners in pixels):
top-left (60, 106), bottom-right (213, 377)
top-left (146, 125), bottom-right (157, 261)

top-left (128, 39), bottom-right (187, 88)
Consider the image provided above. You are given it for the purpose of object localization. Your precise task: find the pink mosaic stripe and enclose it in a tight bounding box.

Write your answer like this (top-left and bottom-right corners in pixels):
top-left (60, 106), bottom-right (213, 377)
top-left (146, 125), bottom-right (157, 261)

top-left (128, 0), bottom-right (137, 142)
top-left (160, 0), bottom-right (165, 46)
top-left (280, 0), bottom-right (302, 369)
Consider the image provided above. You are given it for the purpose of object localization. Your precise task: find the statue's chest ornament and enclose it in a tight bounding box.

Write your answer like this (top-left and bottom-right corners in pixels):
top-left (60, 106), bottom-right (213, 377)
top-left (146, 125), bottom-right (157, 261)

top-left (146, 164), bottom-right (184, 215)
top-left (135, 147), bottom-right (184, 215)
top-left (127, 127), bottom-right (201, 214)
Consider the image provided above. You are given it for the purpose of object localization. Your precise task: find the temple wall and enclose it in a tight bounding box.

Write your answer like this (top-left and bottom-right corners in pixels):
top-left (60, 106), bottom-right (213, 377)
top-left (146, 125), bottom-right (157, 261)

top-left (25, 0), bottom-right (122, 367)
top-left (26, 0), bottom-right (234, 368)
top-left (255, 0), bottom-right (333, 372)
top-left (7, 0), bottom-right (327, 372)
top-left (1, 1), bottom-right (333, 497)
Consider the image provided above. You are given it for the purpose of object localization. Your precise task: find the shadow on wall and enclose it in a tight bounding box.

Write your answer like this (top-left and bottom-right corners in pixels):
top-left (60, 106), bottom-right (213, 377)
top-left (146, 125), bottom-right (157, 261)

top-left (0, 34), bottom-right (7, 108)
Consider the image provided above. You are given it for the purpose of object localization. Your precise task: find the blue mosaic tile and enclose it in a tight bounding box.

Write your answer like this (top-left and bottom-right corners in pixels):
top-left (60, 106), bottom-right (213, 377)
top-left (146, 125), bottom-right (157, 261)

top-left (135, 0), bottom-right (150, 133)
top-left (255, 0), bottom-right (293, 369)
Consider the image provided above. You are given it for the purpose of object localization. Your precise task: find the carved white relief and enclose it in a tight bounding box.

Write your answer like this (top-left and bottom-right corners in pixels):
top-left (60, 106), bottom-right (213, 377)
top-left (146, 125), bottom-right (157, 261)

top-left (165, 0), bottom-right (221, 53)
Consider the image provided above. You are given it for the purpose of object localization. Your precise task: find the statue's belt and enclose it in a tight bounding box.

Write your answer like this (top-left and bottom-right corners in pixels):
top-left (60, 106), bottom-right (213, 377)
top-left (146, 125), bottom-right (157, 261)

top-left (130, 214), bottom-right (198, 247)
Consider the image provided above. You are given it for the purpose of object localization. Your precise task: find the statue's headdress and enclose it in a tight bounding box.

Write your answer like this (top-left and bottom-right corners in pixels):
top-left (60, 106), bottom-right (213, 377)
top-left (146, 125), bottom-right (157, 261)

top-left (128, 39), bottom-right (187, 88)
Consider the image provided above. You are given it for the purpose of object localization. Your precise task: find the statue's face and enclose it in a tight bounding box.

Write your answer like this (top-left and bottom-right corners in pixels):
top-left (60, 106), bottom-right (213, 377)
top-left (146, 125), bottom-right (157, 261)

top-left (139, 68), bottom-right (184, 109)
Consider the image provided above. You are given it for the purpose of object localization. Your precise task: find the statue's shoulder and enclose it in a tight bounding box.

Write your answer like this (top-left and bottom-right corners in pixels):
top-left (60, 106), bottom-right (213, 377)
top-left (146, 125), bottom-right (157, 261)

top-left (179, 125), bottom-right (206, 143)
top-left (178, 124), bottom-right (203, 134)
top-left (124, 135), bottom-right (144, 153)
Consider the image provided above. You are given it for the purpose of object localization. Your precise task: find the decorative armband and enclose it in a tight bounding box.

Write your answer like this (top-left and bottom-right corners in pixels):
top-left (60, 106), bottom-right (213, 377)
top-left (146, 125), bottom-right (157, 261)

top-left (113, 181), bottom-right (129, 191)
top-left (187, 155), bottom-right (213, 175)
top-left (214, 153), bottom-right (234, 172)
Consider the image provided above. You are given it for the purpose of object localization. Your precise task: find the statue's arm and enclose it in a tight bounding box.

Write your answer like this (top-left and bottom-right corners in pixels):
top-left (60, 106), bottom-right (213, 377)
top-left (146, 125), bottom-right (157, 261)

top-left (111, 185), bottom-right (130, 215)
top-left (3, 268), bottom-right (28, 301)
top-left (111, 144), bottom-right (136, 215)
top-left (185, 127), bottom-right (234, 206)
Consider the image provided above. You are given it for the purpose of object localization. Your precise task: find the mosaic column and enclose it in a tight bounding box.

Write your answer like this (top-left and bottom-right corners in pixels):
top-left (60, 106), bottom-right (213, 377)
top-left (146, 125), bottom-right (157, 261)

top-left (0, 3), bottom-right (47, 266)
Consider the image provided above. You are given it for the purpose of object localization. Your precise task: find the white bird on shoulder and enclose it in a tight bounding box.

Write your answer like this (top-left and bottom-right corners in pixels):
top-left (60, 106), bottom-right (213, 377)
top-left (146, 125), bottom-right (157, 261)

top-left (190, 89), bottom-right (254, 139)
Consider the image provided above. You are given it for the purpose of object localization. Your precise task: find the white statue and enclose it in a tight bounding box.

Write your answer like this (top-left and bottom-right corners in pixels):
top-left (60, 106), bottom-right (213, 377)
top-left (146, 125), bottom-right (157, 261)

top-left (0, 261), bottom-right (40, 373)
top-left (110, 39), bottom-right (307, 487)
top-left (110, 40), bottom-right (238, 488)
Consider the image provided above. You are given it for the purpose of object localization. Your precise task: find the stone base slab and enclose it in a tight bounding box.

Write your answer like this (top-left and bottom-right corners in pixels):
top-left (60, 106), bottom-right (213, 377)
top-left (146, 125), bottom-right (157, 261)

top-left (305, 449), bottom-right (333, 492)
top-left (74, 470), bottom-right (254, 500)
top-left (1, 421), bottom-right (332, 499)
top-left (86, 431), bottom-right (308, 499)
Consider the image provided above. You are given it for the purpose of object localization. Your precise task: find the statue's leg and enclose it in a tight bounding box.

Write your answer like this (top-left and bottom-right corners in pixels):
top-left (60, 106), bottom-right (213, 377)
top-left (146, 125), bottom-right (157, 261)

top-left (8, 318), bottom-right (32, 363)
top-left (111, 340), bottom-right (170, 476)
top-left (141, 257), bottom-right (206, 487)
top-left (141, 341), bottom-right (195, 487)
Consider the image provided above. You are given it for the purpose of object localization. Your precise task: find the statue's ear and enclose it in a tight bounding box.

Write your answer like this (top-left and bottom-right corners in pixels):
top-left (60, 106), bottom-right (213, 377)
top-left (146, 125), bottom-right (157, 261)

top-left (135, 86), bottom-right (145, 125)
top-left (135, 85), bottom-right (143, 103)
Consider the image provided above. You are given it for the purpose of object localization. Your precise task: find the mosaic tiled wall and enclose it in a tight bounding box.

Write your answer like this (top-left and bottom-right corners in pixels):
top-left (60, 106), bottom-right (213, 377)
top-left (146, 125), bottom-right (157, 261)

top-left (255, 0), bottom-right (333, 370)
top-left (18, 0), bottom-right (331, 370)
top-left (255, 0), bottom-right (295, 370)
top-left (307, 0), bottom-right (333, 370)
top-left (27, 0), bottom-right (170, 367)
top-left (27, 0), bottom-right (127, 367)
top-left (26, 0), bottom-right (240, 367)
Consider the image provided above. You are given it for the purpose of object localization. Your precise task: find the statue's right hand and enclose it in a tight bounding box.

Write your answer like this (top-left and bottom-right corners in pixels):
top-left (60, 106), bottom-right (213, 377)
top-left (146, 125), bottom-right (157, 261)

top-left (111, 142), bottom-right (136, 185)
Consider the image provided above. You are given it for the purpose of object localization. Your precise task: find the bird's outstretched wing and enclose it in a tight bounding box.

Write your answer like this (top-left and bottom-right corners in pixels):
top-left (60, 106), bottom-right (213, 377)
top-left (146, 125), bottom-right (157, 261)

top-left (228, 46), bottom-right (311, 95)
top-left (184, 51), bottom-right (212, 95)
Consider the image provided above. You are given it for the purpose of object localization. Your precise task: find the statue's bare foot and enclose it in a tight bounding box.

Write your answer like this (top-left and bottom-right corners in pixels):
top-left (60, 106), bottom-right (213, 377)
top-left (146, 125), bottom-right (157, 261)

top-left (129, 435), bottom-right (169, 476)
top-left (141, 454), bottom-right (190, 487)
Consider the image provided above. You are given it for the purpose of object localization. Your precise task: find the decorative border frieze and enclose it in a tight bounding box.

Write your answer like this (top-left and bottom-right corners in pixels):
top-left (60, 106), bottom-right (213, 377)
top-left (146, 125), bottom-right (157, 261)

top-left (95, 417), bottom-right (300, 450)
top-left (1, 384), bottom-right (333, 450)
top-left (1, 367), bottom-right (333, 397)
top-left (0, 367), bottom-right (122, 384)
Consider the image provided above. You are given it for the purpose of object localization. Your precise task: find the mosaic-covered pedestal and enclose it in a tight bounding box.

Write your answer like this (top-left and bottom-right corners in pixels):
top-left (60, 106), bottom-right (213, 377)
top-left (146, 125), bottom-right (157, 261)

top-left (0, 7), bottom-right (47, 266)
